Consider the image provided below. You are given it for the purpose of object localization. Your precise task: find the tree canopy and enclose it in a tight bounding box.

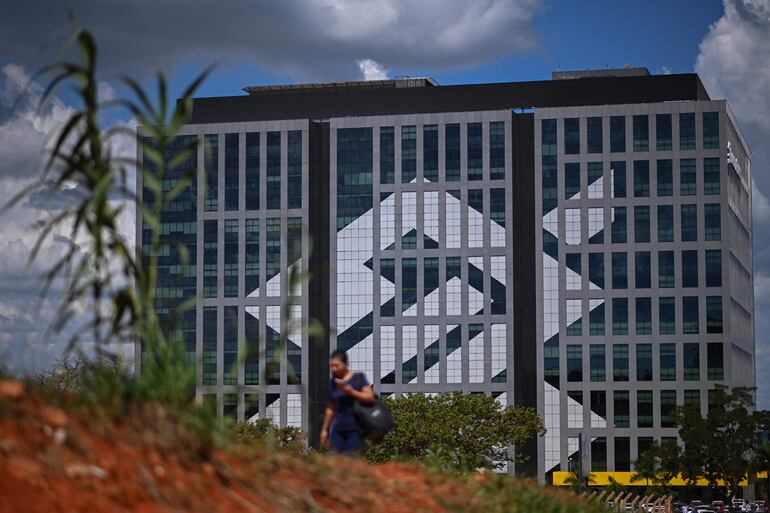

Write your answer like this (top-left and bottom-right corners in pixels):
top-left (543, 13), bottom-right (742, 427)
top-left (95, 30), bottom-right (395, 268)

top-left (364, 391), bottom-right (544, 472)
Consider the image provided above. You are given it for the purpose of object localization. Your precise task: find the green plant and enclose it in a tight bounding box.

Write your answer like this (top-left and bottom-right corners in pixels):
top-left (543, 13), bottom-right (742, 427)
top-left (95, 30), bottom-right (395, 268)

top-left (232, 419), bottom-right (306, 455)
top-left (674, 385), bottom-right (760, 501)
top-left (3, 25), bottom-right (230, 448)
top-left (365, 391), bottom-right (544, 472)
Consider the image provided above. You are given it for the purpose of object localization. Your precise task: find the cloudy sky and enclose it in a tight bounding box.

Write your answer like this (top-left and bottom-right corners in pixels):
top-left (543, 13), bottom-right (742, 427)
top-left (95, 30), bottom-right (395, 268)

top-left (0, 0), bottom-right (768, 406)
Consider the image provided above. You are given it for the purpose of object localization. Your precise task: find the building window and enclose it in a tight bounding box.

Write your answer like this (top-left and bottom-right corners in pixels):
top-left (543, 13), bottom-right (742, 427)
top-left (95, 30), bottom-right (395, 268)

top-left (656, 113), bottom-right (672, 151)
top-left (336, 127), bottom-right (373, 230)
top-left (468, 190), bottom-right (483, 248)
top-left (245, 132), bottom-right (260, 210)
top-left (567, 345), bottom-right (582, 382)
top-left (566, 253), bottom-right (581, 290)
top-left (610, 116), bottom-right (626, 153)
top-left (707, 296), bottom-right (723, 334)
top-left (612, 161), bottom-right (627, 198)
top-left (224, 133), bottom-right (239, 211)
top-left (659, 297), bottom-right (675, 335)
top-left (204, 134), bottom-right (218, 211)
top-left (245, 308), bottom-right (259, 385)
top-left (634, 206), bottom-right (650, 243)
top-left (564, 117), bottom-right (580, 154)
top-left (635, 251), bottom-right (651, 289)
top-left (637, 344), bottom-right (653, 381)
top-left (446, 123), bottom-right (461, 182)
top-left (592, 437), bottom-right (608, 472)
top-left (589, 208), bottom-right (604, 244)
top-left (681, 204), bottom-right (697, 241)
top-left (266, 131), bottom-right (281, 210)
top-left (202, 306), bottom-right (217, 385)
top-left (633, 160), bottom-right (650, 197)
top-left (612, 206), bottom-right (627, 243)
top-left (637, 390), bottom-right (653, 428)
top-left (705, 203), bottom-right (721, 241)
top-left (544, 337), bottom-right (559, 386)
top-left (380, 126), bottom-right (395, 184)
top-left (680, 158), bottom-right (696, 196)
top-left (467, 122), bottom-right (482, 181)
top-left (590, 301), bottom-right (605, 336)
top-left (203, 220), bottom-right (218, 298)
top-left (567, 390), bottom-right (583, 428)
top-left (402, 258), bottom-right (417, 312)
top-left (490, 187), bottom-right (506, 232)
top-left (223, 306), bottom-right (238, 385)
top-left (423, 124), bottom-right (439, 182)
top-left (614, 391), bottom-right (630, 428)
top-left (401, 125), bottom-right (417, 183)
top-left (684, 389), bottom-right (701, 411)
top-left (613, 298), bottom-right (629, 336)
top-left (588, 162), bottom-right (603, 199)
top-left (489, 121), bottom-right (505, 180)
top-left (682, 250), bottom-right (698, 287)
top-left (424, 257), bottom-right (439, 315)
top-left (704, 157), bottom-right (720, 195)
top-left (633, 115), bottom-right (649, 151)
top-left (612, 252), bottom-right (628, 289)
top-left (660, 343), bottom-right (676, 381)
top-left (589, 252), bottom-right (604, 289)
top-left (613, 344), bottom-right (629, 381)
top-left (590, 344), bottom-right (606, 382)
top-left (684, 343), bottom-right (700, 381)
top-left (266, 218), bottom-right (281, 296)
top-left (587, 116), bottom-right (603, 153)
top-left (705, 250), bottom-right (722, 287)
top-left (245, 218), bottom-right (259, 296)
top-left (635, 297), bottom-right (652, 335)
top-left (708, 342), bottom-right (724, 380)
top-left (661, 390), bottom-right (677, 427)
top-left (679, 113), bottom-right (696, 150)
top-left (591, 390), bottom-right (607, 421)
top-left (380, 259), bottom-right (395, 316)
top-left (287, 130), bottom-right (302, 208)
top-left (658, 251), bottom-right (675, 288)
top-left (703, 112), bottom-right (720, 149)
top-left (657, 159), bottom-right (673, 196)
top-left (657, 205), bottom-right (674, 242)
top-left (224, 219), bottom-right (238, 298)
top-left (565, 163), bottom-right (580, 199)
top-left (567, 299), bottom-right (582, 336)
top-left (615, 437), bottom-right (631, 471)
top-left (683, 296), bottom-right (699, 334)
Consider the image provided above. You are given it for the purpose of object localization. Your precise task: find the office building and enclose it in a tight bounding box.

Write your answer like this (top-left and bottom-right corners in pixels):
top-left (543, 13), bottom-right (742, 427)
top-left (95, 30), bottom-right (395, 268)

top-left (136, 68), bottom-right (755, 481)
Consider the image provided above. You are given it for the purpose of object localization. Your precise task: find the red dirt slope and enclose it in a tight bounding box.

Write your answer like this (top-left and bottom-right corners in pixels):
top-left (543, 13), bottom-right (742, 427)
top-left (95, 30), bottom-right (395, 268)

top-left (0, 380), bottom-right (588, 513)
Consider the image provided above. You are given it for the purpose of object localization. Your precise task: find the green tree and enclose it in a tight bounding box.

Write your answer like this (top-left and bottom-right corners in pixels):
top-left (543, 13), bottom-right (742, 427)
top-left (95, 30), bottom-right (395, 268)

top-left (365, 391), bottom-right (544, 472)
top-left (631, 441), bottom-right (680, 494)
top-left (674, 385), bottom-right (760, 501)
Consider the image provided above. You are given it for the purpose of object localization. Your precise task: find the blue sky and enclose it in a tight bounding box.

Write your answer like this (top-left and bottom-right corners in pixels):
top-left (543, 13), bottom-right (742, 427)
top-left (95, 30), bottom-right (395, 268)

top-left (160, 0), bottom-right (725, 97)
top-left (0, 0), bottom-right (769, 408)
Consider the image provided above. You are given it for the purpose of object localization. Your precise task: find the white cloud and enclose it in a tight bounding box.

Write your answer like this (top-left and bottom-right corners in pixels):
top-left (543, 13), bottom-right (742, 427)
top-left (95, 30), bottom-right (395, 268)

top-left (753, 178), bottom-right (770, 226)
top-left (695, 0), bottom-right (770, 408)
top-left (696, 0), bottom-right (770, 133)
top-left (0, 0), bottom-right (540, 81)
top-left (356, 58), bottom-right (389, 81)
top-left (0, 63), bottom-right (136, 376)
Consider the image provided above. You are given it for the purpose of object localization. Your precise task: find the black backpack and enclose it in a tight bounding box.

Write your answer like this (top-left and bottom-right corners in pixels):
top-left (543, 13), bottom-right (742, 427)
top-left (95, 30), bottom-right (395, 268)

top-left (353, 394), bottom-right (393, 443)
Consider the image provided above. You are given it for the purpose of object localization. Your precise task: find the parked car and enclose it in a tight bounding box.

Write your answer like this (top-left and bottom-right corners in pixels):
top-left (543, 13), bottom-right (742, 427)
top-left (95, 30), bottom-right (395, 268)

top-left (711, 500), bottom-right (726, 512)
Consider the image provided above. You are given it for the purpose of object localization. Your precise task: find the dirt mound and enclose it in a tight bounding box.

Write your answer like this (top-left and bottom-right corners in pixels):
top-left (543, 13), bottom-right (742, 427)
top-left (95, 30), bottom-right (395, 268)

top-left (0, 380), bottom-right (593, 513)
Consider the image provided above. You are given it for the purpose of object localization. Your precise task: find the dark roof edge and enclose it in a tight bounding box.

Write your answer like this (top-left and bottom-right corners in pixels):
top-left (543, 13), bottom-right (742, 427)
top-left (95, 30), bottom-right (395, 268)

top-left (188, 73), bottom-right (711, 125)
